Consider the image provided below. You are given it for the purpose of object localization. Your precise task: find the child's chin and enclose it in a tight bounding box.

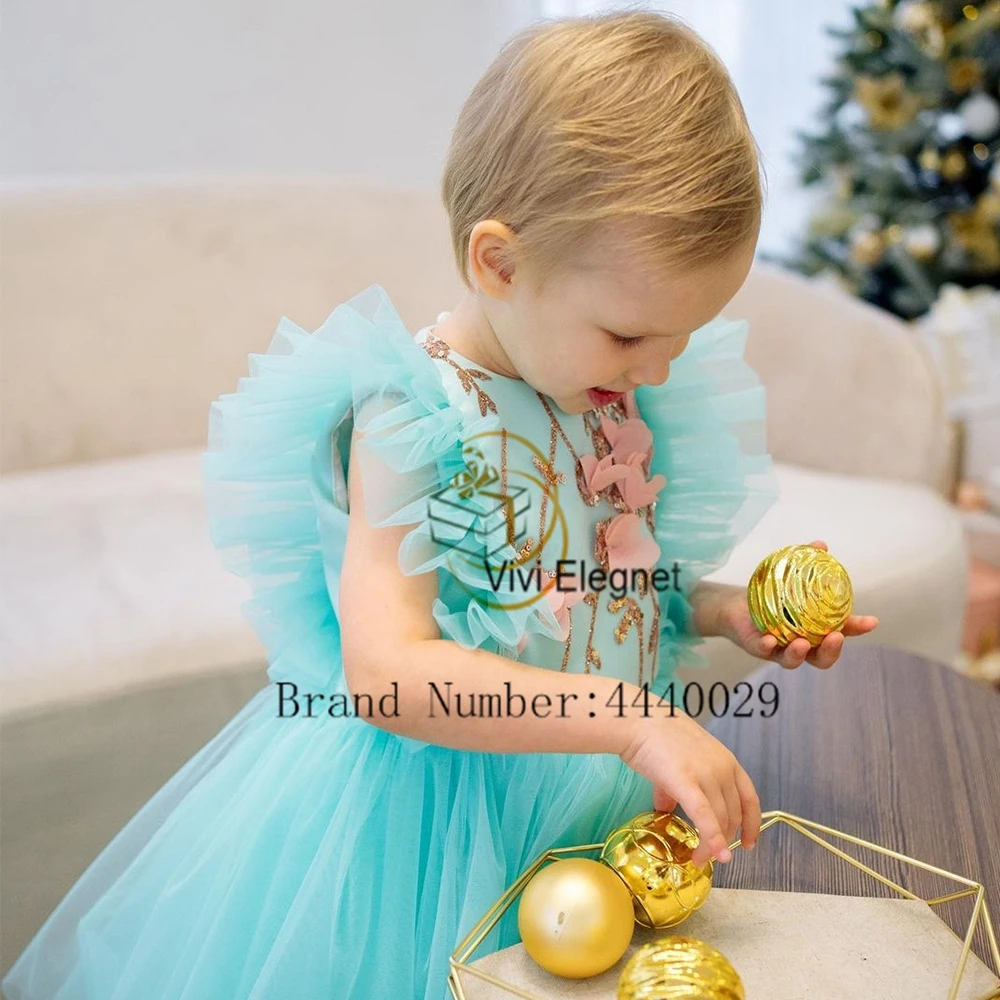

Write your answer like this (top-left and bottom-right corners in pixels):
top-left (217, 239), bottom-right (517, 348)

top-left (553, 392), bottom-right (590, 415)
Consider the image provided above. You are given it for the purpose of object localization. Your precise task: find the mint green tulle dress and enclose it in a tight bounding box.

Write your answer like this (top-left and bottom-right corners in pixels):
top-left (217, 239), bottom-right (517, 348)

top-left (2, 284), bottom-right (777, 1000)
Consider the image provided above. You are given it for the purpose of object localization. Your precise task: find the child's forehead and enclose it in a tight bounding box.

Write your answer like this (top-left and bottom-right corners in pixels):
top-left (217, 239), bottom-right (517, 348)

top-left (559, 239), bottom-right (755, 333)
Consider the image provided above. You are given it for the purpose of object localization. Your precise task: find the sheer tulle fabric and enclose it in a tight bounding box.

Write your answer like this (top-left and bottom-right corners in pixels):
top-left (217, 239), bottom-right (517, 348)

top-left (2, 285), bottom-right (777, 1000)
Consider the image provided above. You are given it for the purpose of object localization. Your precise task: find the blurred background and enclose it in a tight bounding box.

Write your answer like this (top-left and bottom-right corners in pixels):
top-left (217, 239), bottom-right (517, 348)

top-left (2, 0), bottom-right (999, 979)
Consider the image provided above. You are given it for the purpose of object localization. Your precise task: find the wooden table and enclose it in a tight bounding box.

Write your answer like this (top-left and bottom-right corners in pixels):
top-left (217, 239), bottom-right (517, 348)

top-left (705, 644), bottom-right (1000, 972)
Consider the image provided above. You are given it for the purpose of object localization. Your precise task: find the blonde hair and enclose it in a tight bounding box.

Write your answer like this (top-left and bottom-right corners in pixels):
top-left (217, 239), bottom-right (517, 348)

top-left (442, 10), bottom-right (765, 291)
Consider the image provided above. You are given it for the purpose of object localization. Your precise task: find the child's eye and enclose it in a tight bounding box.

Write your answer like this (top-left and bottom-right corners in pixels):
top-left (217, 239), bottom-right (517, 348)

top-left (605, 330), bottom-right (644, 350)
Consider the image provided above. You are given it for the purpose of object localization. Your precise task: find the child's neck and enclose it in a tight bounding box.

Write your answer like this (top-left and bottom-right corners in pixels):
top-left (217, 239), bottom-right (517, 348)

top-left (433, 292), bottom-right (521, 380)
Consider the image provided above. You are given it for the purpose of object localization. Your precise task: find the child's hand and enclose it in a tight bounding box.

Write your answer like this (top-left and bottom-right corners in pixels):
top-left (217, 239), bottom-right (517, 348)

top-left (717, 539), bottom-right (879, 670)
top-left (619, 713), bottom-right (760, 866)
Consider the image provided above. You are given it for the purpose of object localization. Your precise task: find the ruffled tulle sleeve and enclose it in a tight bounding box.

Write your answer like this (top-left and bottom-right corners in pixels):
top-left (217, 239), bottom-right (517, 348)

top-left (202, 284), bottom-right (568, 753)
top-left (635, 313), bottom-right (779, 685)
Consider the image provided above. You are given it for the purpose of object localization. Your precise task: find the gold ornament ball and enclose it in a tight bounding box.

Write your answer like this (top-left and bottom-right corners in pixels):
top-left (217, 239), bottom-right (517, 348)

top-left (849, 229), bottom-right (886, 266)
top-left (941, 149), bottom-right (969, 182)
top-left (617, 936), bottom-right (745, 1000)
top-left (947, 56), bottom-right (984, 93)
top-left (919, 146), bottom-right (941, 172)
top-left (600, 811), bottom-right (713, 930)
top-left (517, 858), bottom-right (635, 978)
top-left (747, 544), bottom-right (853, 647)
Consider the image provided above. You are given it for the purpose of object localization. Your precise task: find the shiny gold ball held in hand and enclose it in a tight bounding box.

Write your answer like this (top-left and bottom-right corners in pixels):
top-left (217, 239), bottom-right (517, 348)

top-left (617, 936), bottom-right (745, 1000)
top-left (747, 544), bottom-right (853, 647)
top-left (517, 858), bottom-right (634, 978)
top-left (600, 812), bottom-right (713, 930)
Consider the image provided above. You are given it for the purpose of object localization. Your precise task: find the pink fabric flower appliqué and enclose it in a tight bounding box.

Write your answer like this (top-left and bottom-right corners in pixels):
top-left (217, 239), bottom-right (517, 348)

top-left (587, 407), bottom-right (668, 573)
top-left (516, 568), bottom-right (587, 651)
top-left (578, 453), bottom-right (630, 504)
top-left (600, 416), bottom-right (652, 465)
top-left (618, 453), bottom-right (667, 511)
top-left (541, 568), bottom-right (587, 642)
top-left (604, 512), bottom-right (661, 572)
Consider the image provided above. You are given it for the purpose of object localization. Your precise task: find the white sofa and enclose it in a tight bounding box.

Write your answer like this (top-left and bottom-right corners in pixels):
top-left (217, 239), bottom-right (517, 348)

top-left (0, 178), bottom-right (967, 716)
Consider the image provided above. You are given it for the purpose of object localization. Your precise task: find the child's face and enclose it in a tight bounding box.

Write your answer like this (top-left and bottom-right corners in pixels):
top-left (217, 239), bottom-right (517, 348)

top-left (484, 226), bottom-right (758, 415)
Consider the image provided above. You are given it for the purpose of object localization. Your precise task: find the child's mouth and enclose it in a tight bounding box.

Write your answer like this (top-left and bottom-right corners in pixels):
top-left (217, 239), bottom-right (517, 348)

top-left (586, 386), bottom-right (624, 407)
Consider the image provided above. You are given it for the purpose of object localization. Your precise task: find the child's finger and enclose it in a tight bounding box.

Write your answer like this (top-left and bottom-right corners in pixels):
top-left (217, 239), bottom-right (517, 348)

top-left (680, 787), bottom-right (728, 866)
top-left (722, 776), bottom-right (742, 845)
top-left (704, 782), bottom-right (731, 858)
top-left (841, 614), bottom-right (879, 636)
top-left (736, 767), bottom-right (761, 850)
top-left (807, 631), bottom-right (843, 669)
top-left (806, 539), bottom-right (828, 551)
top-left (653, 786), bottom-right (677, 813)
top-left (755, 633), bottom-right (778, 658)
top-left (778, 637), bottom-right (810, 669)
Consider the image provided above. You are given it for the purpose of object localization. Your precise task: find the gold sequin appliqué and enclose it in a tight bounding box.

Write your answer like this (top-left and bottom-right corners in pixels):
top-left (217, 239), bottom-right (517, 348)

top-left (420, 332), bottom-right (498, 418)
top-left (587, 399), bottom-right (663, 685)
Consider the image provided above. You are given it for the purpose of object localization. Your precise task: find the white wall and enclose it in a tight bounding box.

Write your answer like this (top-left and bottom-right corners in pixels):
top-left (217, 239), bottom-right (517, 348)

top-left (2, 0), bottom-right (849, 254)
top-left (0, 0), bottom-right (536, 189)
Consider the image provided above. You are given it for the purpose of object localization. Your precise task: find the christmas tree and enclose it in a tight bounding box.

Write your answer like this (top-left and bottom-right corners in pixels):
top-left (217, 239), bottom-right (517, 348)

top-left (781, 0), bottom-right (1000, 320)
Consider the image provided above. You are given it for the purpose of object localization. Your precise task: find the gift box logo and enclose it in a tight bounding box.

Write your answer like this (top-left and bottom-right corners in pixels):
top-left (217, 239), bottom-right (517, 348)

top-left (428, 444), bottom-right (531, 561)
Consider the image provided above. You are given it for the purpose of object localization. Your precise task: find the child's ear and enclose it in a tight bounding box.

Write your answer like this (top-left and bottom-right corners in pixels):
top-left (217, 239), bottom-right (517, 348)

top-left (468, 219), bottom-right (518, 297)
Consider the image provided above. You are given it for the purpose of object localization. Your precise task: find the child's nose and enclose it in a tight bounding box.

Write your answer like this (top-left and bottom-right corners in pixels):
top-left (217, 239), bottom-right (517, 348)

top-left (628, 359), bottom-right (671, 387)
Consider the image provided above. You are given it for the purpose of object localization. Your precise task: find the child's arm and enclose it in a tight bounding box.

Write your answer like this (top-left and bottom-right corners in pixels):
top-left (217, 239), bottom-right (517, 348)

top-left (340, 426), bottom-right (758, 865)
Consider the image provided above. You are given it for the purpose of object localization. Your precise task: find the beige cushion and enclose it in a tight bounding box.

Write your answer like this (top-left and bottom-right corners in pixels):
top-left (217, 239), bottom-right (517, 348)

top-left (731, 264), bottom-right (957, 496)
top-left (1, 178), bottom-right (465, 473)
top-left (0, 449), bottom-right (264, 717)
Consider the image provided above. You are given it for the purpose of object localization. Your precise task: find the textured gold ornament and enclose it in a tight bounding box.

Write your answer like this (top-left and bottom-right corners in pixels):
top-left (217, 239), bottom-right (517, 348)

top-left (617, 936), bottom-right (745, 1000)
top-left (600, 811), bottom-right (713, 930)
top-left (747, 544), bottom-right (853, 647)
top-left (517, 858), bottom-right (634, 978)
top-left (854, 72), bottom-right (922, 130)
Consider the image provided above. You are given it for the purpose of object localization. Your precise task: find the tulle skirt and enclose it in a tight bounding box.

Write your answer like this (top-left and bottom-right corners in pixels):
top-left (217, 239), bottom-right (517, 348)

top-left (2, 680), bottom-right (655, 1000)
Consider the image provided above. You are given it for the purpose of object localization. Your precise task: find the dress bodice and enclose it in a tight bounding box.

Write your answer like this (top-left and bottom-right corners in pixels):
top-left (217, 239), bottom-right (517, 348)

top-left (412, 322), bottom-right (667, 690)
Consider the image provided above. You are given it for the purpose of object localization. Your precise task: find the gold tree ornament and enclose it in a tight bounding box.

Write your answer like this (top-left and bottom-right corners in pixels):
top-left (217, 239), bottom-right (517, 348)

top-left (949, 197), bottom-right (1000, 269)
top-left (617, 936), bottom-right (745, 1000)
top-left (919, 145), bottom-right (942, 172)
top-left (600, 812), bottom-right (714, 930)
top-left (946, 56), bottom-right (985, 93)
top-left (894, 1), bottom-right (946, 57)
top-left (516, 858), bottom-right (634, 978)
top-left (747, 544), bottom-right (854, 647)
top-left (849, 228), bottom-right (887, 266)
top-left (854, 72), bottom-right (922, 129)
top-left (941, 148), bottom-right (970, 181)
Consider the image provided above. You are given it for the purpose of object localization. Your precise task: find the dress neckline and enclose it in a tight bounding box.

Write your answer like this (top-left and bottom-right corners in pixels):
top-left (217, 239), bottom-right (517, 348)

top-left (416, 312), bottom-right (523, 383)
top-left (416, 318), bottom-right (632, 421)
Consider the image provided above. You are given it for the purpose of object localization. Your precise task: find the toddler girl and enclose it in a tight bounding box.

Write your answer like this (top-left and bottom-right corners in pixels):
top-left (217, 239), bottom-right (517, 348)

top-left (3, 11), bottom-right (878, 1000)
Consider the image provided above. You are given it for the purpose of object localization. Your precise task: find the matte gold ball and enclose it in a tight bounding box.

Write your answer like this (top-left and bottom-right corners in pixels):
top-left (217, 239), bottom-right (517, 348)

top-left (617, 936), bottom-right (745, 1000)
top-left (600, 812), bottom-right (713, 930)
top-left (517, 858), bottom-right (635, 978)
top-left (747, 544), bottom-right (853, 647)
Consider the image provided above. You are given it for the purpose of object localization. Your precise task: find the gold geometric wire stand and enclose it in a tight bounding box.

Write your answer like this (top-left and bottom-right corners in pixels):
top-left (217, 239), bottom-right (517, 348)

top-left (448, 810), bottom-right (1000, 1000)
